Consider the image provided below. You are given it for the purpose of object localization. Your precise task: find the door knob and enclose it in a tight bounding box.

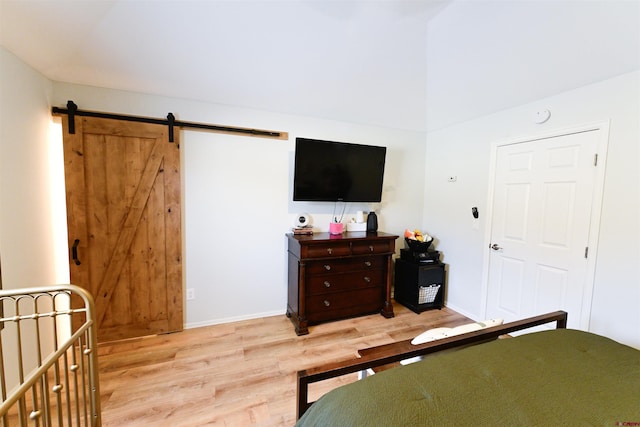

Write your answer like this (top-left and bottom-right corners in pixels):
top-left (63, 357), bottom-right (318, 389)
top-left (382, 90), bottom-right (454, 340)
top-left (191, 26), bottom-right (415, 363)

top-left (490, 243), bottom-right (502, 251)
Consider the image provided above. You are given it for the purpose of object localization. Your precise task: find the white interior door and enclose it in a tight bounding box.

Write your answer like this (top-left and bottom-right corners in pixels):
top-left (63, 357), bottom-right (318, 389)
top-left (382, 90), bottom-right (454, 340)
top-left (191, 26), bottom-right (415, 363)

top-left (484, 125), bottom-right (607, 330)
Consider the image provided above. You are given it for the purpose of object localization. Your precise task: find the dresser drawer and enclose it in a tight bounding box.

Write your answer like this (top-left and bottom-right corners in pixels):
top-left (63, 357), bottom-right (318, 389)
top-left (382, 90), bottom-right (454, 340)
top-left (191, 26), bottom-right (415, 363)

top-left (305, 256), bottom-right (385, 275)
top-left (306, 269), bottom-right (385, 295)
top-left (303, 242), bottom-right (352, 259)
top-left (306, 288), bottom-right (383, 323)
top-left (351, 240), bottom-right (394, 255)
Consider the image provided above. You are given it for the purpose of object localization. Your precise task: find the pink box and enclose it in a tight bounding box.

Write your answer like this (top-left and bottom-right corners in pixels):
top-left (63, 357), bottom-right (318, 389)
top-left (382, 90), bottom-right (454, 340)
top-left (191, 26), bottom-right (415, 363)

top-left (329, 222), bottom-right (344, 235)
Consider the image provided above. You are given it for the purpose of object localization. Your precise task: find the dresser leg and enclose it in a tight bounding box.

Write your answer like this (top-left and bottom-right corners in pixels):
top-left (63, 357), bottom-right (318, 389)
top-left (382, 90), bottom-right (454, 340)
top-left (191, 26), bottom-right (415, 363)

top-left (294, 316), bottom-right (309, 336)
top-left (287, 307), bottom-right (309, 335)
top-left (380, 301), bottom-right (395, 318)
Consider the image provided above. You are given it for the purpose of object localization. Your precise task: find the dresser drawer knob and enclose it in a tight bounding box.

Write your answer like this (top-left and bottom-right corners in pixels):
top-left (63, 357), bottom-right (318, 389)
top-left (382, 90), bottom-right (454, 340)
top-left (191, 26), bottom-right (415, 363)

top-left (324, 264), bottom-right (331, 271)
top-left (324, 281), bottom-right (331, 288)
top-left (327, 248), bottom-right (332, 255)
top-left (364, 276), bottom-right (371, 283)
top-left (324, 300), bottom-right (330, 307)
top-left (364, 261), bottom-right (372, 267)
top-left (368, 245), bottom-right (374, 252)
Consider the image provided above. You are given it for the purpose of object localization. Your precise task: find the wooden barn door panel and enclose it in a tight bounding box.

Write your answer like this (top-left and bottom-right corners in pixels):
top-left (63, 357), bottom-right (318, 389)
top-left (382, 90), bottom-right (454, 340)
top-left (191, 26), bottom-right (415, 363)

top-left (61, 116), bottom-right (182, 342)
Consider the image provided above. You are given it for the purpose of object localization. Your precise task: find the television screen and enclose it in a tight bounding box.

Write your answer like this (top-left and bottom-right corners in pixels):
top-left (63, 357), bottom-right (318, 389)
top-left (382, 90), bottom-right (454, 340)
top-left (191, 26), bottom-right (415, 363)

top-left (293, 137), bottom-right (386, 202)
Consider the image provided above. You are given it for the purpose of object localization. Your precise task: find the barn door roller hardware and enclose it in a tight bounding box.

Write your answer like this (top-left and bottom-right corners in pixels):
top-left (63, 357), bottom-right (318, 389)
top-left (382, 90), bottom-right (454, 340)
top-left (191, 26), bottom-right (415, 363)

top-left (52, 101), bottom-right (288, 142)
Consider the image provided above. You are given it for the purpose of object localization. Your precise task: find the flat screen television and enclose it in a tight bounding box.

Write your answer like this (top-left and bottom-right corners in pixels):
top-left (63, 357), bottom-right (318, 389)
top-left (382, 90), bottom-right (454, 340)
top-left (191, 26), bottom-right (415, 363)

top-left (293, 137), bottom-right (387, 202)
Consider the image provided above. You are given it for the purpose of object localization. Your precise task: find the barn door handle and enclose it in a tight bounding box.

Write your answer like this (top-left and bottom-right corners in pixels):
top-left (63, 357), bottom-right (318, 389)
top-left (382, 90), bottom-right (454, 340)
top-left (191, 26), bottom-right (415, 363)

top-left (72, 239), bottom-right (81, 265)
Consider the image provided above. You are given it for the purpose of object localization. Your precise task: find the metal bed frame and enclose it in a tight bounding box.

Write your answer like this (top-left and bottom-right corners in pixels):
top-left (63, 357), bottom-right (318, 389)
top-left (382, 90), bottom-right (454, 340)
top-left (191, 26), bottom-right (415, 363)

top-left (0, 285), bottom-right (101, 426)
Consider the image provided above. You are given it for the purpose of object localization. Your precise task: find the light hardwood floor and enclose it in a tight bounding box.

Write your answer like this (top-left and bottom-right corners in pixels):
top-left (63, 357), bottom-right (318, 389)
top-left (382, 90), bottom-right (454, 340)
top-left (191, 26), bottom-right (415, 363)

top-left (97, 302), bottom-right (471, 426)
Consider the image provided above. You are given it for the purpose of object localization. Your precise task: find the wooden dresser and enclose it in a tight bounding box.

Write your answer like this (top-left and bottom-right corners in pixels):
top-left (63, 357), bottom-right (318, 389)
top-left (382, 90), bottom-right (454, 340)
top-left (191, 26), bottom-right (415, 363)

top-left (286, 231), bottom-right (399, 335)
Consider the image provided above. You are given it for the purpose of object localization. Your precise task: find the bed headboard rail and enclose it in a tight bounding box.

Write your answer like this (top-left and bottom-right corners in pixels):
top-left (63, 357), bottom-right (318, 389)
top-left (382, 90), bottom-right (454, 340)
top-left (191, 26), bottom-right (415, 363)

top-left (297, 310), bottom-right (568, 419)
top-left (0, 285), bottom-right (101, 426)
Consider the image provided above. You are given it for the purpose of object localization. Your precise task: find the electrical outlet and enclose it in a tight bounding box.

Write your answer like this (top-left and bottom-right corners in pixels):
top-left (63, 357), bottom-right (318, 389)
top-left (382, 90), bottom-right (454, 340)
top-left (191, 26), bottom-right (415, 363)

top-left (186, 288), bottom-right (195, 300)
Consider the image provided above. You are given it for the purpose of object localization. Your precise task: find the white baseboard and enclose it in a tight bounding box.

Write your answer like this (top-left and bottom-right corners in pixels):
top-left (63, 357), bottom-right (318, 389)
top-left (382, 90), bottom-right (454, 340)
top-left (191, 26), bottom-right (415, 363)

top-left (443, 302), bottom-right (479, 322)
top-left (185, 304), bottom-right (480, 330)
top-left (185, 309), bottom-right (286, 330)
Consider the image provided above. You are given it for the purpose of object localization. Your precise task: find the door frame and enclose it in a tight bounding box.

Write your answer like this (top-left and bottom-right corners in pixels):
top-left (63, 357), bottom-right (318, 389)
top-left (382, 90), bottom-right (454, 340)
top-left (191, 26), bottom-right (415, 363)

top-left (480, 120), bottom-right (610, 330)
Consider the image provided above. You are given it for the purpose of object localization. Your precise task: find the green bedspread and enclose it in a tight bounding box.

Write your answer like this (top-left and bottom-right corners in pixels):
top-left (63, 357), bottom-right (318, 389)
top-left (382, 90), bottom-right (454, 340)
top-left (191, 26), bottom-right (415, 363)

top-left (296, 329), bottom-right (640, 426)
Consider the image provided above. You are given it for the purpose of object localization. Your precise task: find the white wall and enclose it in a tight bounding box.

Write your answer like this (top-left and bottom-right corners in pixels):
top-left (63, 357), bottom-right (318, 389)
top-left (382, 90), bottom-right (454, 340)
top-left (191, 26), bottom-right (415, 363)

top-left (0, 47), bottom-right (65, 288)
top-left (425, 0), bottom-right (640, 132)
top-left (0, 46), bottom-right (63, 390)
top-left (50, 82), bottom-right (427, 327)
top-left (424, 70), bottom-right (640, 348)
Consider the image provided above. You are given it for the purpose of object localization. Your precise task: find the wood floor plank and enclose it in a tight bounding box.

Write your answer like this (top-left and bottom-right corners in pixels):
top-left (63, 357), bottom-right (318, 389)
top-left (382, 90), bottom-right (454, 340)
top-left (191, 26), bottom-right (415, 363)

top-left (97, 302), bottom-right (471, 426)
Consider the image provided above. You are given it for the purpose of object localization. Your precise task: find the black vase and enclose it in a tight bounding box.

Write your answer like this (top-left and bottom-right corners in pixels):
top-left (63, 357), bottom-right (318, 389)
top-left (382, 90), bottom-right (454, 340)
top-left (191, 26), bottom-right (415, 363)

top-left (366, 211), bottom-right (378, 232)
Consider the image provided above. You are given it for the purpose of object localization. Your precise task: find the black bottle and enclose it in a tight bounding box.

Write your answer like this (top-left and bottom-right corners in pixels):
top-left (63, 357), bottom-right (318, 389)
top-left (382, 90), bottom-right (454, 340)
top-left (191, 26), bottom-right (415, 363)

top-left (366, 211), bottom-right (378, 232)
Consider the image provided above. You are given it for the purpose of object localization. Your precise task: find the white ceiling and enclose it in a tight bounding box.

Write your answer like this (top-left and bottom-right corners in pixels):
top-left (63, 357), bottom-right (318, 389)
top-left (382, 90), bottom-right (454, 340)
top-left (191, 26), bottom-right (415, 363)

top-left (1, 0), bottom-right (639, 132)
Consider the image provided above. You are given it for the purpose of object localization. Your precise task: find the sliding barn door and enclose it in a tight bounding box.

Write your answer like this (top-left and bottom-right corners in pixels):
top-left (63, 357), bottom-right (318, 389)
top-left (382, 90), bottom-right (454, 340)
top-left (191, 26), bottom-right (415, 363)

top-left (61, 116), bottom-right (182, 342)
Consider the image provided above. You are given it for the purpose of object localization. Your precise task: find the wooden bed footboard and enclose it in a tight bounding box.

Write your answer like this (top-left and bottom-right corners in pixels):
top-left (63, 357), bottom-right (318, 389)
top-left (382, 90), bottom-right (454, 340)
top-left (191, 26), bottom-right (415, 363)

top-left (296, 310), bottom-right (568, 419)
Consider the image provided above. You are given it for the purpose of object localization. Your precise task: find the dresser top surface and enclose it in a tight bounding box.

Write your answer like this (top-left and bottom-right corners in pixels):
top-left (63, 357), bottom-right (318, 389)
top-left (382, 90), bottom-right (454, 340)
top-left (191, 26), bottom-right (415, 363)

top-left (287, 231), bottom-right (399, 243)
